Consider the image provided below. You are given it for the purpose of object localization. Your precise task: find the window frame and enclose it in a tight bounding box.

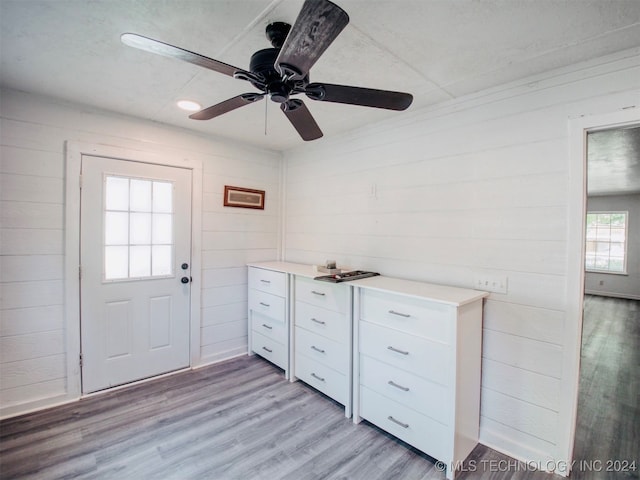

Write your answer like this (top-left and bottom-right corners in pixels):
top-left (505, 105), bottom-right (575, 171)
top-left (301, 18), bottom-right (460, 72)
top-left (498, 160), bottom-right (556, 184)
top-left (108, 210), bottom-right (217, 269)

top-left (584, 210), bottom-right (629, 275)
top-left (102, 173), bottom-right (176, 282)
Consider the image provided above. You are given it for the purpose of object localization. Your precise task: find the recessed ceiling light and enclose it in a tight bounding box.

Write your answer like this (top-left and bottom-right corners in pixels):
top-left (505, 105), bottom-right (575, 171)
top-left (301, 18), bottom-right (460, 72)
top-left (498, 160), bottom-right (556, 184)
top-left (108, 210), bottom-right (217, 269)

top-left (176, 100), bottom-right (202, 111)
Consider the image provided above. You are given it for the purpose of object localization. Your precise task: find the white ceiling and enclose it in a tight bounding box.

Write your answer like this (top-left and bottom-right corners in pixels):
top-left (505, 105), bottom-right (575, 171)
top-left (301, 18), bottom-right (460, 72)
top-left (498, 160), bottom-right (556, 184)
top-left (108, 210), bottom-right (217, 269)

top-left (588, 126), bottom-right (640, 196)
top-left (1, 0), bottom-right (640, 155)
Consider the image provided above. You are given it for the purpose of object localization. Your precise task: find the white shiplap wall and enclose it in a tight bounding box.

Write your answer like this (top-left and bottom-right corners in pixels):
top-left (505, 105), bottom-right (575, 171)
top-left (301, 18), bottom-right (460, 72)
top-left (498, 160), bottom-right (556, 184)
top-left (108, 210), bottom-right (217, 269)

top-left (0, 89), bottom-right (281, 417)
top-left (282, 50), bottom-right (640, 468)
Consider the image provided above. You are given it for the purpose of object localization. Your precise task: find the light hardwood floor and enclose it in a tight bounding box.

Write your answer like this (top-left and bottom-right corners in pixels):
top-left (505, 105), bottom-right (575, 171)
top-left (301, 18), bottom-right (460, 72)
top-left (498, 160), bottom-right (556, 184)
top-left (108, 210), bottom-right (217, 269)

top-left (571, 295), bottom-right (639, 480)
top-left (1, 355), bottom-right (560, 480)
top-left (1, 295), bottom-right (636, 480)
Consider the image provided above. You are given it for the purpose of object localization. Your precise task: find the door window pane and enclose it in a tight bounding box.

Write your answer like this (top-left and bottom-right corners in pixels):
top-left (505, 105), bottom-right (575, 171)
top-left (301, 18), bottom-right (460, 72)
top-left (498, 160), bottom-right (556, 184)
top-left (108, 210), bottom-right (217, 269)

top-left (152, 245), bottom-right (172, 276)
top-left (130, 179), bottom-right (152, 212)
top-left (153, 181), bottom-right (173, 213)
top-left (104, 175), bottom-right (176, 281)
top-left (152, 213), bottom-right (172, 244)
top-left (105, 177), bottom-right (129, 211)
top-left (105, 212), bottom-right (129, 245)
top-left (105, 246), bottom-right (128, 279)
top-left (130, 246), bottom-right (151, 277)
top-left (130, 213), bottom-right (152, 245)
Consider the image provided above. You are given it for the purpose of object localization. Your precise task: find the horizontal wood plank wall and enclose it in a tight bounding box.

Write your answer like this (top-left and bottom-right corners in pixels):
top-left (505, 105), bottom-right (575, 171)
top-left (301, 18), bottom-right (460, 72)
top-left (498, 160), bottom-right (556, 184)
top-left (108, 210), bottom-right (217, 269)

top-left (0, 89), bottom-right (281, 417)
top-left (282, 49), bottom-right (640, 468)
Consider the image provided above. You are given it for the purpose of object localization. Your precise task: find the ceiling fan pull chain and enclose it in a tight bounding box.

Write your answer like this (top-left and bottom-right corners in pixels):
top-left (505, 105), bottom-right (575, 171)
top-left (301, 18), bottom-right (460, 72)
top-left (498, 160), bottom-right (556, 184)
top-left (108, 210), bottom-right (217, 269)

top-left (264, 95), bottom-right (268, 136)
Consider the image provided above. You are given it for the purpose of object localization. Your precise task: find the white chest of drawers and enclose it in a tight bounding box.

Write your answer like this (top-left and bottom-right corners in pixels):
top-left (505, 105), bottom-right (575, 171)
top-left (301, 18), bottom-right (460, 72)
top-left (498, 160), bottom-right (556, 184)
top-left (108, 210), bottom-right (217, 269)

top-left (293, 276), bottom-right (352, 417)
top-left (352, 277), bottom-right (488, 480)
top-left (247, 265), bottom-right (290, 377)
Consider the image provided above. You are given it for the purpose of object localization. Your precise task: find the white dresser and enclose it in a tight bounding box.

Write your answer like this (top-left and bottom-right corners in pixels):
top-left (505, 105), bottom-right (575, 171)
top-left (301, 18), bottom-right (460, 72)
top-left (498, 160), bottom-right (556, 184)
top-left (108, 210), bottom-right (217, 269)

top-left (247, 262), bottom-right (488, 474)
top-left (293, 275), bottom-right (352, 417)
top-left (247, 265), bottom-right (290, 377)
top-left (352, 276), bottom-right (488, 480)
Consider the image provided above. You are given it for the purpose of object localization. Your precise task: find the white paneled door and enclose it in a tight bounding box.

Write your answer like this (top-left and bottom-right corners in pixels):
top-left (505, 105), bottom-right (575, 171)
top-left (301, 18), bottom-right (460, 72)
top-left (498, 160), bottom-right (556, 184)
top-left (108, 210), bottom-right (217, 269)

top-left (80, 155), bottom-right (192, 393)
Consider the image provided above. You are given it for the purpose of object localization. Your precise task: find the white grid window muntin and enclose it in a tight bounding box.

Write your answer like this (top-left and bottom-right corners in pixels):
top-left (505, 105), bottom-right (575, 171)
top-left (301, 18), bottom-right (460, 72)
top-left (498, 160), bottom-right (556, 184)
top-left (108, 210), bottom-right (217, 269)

top-left (103, 175), bottom-right (175, 281)
top-left (585, 211), bottom-right (628, 274)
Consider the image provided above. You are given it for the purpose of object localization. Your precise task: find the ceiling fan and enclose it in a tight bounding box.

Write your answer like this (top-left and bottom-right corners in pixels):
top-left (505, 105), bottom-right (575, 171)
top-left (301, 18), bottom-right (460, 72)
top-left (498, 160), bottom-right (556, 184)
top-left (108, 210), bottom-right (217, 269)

top-left (121, 0), bottom-right (413, 141)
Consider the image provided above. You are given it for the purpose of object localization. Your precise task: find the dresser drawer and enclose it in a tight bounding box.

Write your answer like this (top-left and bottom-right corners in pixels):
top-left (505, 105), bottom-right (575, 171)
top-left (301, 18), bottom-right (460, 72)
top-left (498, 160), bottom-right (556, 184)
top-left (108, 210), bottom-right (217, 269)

top-left (249, 289), bottom-right (286, 322)
top-left (360, 386), bottom-right (449, 463)
top-left (360, 289), bottom-right (453, 345)
top-left (295, 301), bottom-right (349, 343)
top-left (295, 352), bottom-right (348, 405)
top-left (295, 326), bottom-right (348, 374)
top-left (251, 331), bottom-right (287, 370)
top-left (251, 311), bottom-right (287, 343)
top-left (295, 276), bottom-right (348, 312)
top-left (359, 321), bottom-right (451, 385)
top-left (359, 355), bottom-right (450, 424)
top-left (248, 267), bottom-right (287, 296)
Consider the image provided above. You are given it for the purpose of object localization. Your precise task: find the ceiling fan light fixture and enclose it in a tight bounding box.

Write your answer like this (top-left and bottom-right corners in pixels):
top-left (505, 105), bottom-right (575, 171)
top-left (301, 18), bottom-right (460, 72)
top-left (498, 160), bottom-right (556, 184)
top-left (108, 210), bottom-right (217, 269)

top-left (176, 100), bottom-right (202, 111)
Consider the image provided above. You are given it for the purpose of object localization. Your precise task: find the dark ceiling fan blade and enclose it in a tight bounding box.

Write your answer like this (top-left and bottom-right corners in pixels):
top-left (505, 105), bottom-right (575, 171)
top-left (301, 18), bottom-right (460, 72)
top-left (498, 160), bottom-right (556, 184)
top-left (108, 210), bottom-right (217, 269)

top-left (121, 33), bottom-right (260, 83)
top-left (305, 83), bottom-right (413, 111)
top-left (189, 93), bottom-right (264, 120)
top-left (281, 99), bottom-right (323, 141)
top-left (275, 0), bottom-right (349, 80)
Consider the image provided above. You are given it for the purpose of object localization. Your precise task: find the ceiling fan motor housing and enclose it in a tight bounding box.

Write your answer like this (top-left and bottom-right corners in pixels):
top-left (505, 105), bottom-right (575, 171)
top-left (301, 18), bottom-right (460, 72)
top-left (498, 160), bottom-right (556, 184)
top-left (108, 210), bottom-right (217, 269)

top-left (249, 47), bottom-right (308, 103)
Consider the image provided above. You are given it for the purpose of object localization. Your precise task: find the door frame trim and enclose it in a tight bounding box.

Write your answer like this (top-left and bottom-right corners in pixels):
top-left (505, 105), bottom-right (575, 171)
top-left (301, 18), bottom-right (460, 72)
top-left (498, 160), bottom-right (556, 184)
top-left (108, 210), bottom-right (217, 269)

top-left (64, 141), bottom-right (203, 398)
top-left (559, 106), bottom-right (638, 474)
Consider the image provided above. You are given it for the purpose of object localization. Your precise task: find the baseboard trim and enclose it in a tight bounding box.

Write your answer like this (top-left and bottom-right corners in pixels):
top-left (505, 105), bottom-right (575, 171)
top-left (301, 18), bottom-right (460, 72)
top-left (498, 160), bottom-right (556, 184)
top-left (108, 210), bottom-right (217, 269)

top-left (479, 426), bottom-right (567, 476)
top-left (0, 393), bottom-right (79, 421)
top-left (0, 352), bottom-right (247, 420)
top-left (193, 347), bottom-right (247, 369)
top-left (584, 290), bottom-right (640, 300)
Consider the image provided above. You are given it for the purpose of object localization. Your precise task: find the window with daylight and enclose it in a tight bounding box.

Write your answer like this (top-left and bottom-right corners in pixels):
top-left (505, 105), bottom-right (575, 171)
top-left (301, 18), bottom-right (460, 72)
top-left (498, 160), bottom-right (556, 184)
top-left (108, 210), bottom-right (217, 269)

top-left (104, 175), bottom-right (174, 280)
top-left (585, 211), bottom-right (628, 274)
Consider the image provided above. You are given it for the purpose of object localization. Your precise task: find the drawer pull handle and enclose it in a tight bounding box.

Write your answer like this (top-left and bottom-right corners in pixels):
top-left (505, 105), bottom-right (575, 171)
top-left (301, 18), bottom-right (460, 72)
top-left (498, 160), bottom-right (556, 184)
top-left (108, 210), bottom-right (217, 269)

top-left (388, 380), bottom-right (410, 392)
top-left (311, 318), bottom-right (326, 325)
top-left (262, 346), bottom-right (273, 353)
top-left (262, 324), bottom-right (273, 330)
top-left (311, 373), bottom-right (325, 382)
top-left (388, 416), bottom-right (409, 429)
top-left (311, 290), bottom-right (326, 296)
top-left (388, 310), bottom-right (411, 318)
top-left (311, 346), bottom-right (326, 354)
top-left (259, 302), bottom-right (270, 307)
top-left (387, 346), bottom-right (409, 356)
top-left (260, 279), bottom-right (271, 284)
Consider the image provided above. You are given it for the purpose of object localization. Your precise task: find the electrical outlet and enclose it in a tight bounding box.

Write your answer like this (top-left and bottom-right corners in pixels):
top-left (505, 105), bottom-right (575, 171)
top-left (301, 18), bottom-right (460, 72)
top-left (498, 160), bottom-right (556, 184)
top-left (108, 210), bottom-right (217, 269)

top-left (474, 274), bottom-right (508, 294)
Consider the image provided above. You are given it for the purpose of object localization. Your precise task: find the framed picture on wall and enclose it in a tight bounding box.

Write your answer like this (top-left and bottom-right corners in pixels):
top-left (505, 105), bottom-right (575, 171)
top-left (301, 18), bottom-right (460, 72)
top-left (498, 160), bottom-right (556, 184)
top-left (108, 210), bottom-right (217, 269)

top-left (223, 185), bottom-right (265, 210)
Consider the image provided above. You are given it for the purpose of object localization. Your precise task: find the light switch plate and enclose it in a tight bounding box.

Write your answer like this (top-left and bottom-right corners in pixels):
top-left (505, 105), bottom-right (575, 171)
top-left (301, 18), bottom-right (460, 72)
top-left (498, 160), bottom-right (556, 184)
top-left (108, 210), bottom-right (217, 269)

top-left (474, 273), bottom-right (508, 294)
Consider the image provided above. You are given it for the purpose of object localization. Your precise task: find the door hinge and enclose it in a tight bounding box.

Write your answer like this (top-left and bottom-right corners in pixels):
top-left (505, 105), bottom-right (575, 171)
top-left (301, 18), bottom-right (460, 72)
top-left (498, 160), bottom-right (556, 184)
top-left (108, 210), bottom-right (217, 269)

top-left (79, 174), bottom-right (83, 189)
top-left (79, 353), bottom-right (83, 368)
top-left (79, 265), bottom-right (82, 280)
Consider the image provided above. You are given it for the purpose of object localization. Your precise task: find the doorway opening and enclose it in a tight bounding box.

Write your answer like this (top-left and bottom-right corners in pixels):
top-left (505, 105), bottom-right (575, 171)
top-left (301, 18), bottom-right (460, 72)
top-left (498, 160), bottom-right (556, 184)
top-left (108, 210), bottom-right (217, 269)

top-left (571, 123), bottom-right (639, 476)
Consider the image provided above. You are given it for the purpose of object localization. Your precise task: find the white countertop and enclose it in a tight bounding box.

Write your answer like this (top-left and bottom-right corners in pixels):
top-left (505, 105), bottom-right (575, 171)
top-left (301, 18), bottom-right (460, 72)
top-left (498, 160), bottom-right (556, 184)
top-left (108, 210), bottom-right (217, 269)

top-left (247, 261), bottom-right (320, 279)
top-left (350, 275), bottom-right (488, 306)
top-left (248, 261), bottom-right (488, 307)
